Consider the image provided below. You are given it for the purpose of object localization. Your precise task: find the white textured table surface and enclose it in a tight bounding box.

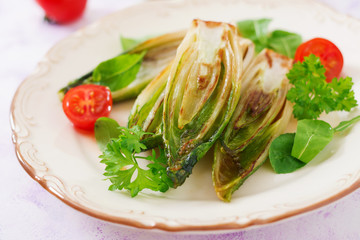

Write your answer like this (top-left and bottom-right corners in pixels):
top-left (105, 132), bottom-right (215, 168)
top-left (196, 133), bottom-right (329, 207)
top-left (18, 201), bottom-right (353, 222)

top-left (2, 0), bottom-right (360, 239)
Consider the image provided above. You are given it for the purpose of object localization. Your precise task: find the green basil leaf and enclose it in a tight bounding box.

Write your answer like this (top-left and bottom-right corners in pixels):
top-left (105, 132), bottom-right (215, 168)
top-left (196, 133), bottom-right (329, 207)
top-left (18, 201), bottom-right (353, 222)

top-left (236, 18), bottom-right (271, 52)
top-left (120, 36), bottom-right (142, 51)
top-left (291, 119), bottom-right (334, 163)
top-left (95, 117), bottom-right (121, 151)
top-left (269, 133), bottom-right (306, 174)
top-left (267, 30), bottom-right (302, 58)
top-left (92, 51), bottom-right (147, 91)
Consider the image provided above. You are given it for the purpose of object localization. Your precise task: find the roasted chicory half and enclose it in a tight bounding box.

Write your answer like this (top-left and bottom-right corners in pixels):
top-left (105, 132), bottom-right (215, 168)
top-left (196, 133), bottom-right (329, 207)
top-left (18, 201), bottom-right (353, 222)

top-left (58, 30), bottom-right (186, 102)
top-left (128, 62), bottom-right (171, 134)
top-left (163, 19), bottom-right (255, 187)
top-left (126, 61), bottom-right (172, 149)
top-left (212, 49), bottom-right (293, 202)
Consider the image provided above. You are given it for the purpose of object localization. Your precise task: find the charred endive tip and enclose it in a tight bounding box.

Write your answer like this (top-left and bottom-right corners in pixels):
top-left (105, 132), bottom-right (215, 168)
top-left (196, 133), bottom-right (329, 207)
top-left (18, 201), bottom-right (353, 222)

top-left (212, 49), bottom-right (293, 202)
top-left (163, 19), bottom-right (255, 187)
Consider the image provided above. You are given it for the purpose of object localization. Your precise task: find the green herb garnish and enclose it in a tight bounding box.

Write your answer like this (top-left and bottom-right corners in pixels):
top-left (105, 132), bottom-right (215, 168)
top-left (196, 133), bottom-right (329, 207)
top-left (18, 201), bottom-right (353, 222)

top-left (99, 125), bottom-right (172, 197)
top-left (236, 18), bottom-right (302, 58)
top-left (270, 53), bottom-right (359, 173)
top-left (269, 133), bottom-right (306, 174)
top-left (92, 51), bottom-right (147, 91)
top-left (291, 119), bottom-right (334, 163)
top-left (120, 36), bottom-right (143, 52)
top-left (270, 116), bottom-right (360, 174)
top-left (286, 54), bottom-right (357, 120)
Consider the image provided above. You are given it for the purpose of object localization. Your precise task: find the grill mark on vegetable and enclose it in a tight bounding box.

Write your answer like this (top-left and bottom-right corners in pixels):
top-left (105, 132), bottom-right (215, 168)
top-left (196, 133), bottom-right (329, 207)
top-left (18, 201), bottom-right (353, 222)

top-left (229, 96), bottom-right (285, 153)
top-left (221, 30), bottom-right (229, 41)
top-left (143, 46), bottom-right (176, 61)
top-left (200, 72), bottom-right (219, 105)
top-left (197, 76), bottom-right (208, 90)
top-left (234, 90), bottom-right (274, 128)
top-left (200, 124), bottom-right (208, 134)
top-left (265, 50), bottom-right (273, 67)
top-left (247, 90), bottom-right (274, 117)
top-left (242, 45), bottom-right (249, 60)
top-left (178, 139), bottom-right (195, 156)
top-left (194, 19), bottom-right (228, 29)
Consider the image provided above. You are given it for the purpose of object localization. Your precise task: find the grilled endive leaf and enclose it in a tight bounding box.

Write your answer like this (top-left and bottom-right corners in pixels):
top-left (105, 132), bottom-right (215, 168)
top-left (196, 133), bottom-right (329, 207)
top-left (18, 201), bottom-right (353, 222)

top-left (127, 61), bottom-right (172, 148)
top-left (163, 19), bottom-right (255, 187)
top-left (58, 30), bottom-right (186, 102)
top-left (128, 62), bottom-right (172, 134)
top-left (212, 49), bottom-right (293, 202)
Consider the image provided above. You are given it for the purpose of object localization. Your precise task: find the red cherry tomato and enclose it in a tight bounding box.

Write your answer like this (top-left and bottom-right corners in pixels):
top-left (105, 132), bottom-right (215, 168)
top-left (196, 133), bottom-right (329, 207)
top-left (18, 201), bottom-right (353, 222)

top-left (294, 38), bottom-right (343, 83)
top-left (36, 0), bottom-right (87, 24)
top-left (62, 84), bottom-right (112, 131)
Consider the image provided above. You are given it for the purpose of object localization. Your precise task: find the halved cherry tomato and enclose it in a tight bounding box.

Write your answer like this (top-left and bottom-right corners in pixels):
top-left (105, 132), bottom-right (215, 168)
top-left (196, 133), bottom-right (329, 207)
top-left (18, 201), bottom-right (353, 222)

top-left (62, 84), bottom-right (112, 131)
top-left (294, 38), bottom-right (343, 83)
top-left (36, 0), bottom-right (87, 24)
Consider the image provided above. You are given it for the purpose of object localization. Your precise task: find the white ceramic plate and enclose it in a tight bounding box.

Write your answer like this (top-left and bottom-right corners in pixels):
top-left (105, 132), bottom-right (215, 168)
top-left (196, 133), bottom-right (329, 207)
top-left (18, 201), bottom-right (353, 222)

top-left (11, 0), bottom-right (360, 232)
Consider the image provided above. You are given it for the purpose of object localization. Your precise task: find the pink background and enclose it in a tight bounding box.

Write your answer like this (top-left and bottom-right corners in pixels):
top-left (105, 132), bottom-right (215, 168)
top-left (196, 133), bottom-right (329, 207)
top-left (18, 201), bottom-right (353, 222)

top-left (2, 0), bottom-right (360, 239)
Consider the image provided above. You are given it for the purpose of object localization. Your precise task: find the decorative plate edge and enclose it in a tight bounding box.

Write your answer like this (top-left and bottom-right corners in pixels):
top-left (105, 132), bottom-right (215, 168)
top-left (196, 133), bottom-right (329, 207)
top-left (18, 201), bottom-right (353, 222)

top-left (9, 0), bottom-right (360, 232)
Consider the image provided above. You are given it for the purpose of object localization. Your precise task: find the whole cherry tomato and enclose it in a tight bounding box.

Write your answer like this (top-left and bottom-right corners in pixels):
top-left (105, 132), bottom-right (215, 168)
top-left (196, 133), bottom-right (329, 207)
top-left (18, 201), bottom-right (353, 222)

top-left (294, 38), bottom-right (343, 83)
top-left (62, 84), bottom-right (112, 131)
top-left (36, 0), bottom-right (87, 24)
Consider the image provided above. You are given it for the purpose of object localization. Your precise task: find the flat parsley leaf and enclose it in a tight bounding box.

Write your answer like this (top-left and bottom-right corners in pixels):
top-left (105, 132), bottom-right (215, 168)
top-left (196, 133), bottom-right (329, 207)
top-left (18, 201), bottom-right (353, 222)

top-left (100, 126), bottom-right (172, 197)
top-left (286, 54), bottom-right (357, 120)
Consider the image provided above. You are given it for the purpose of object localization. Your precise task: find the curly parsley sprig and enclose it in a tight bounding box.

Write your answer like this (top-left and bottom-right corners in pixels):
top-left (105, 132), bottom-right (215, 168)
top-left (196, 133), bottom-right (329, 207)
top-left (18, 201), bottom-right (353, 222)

top-left (270, 54), bottom-right (359, 174)
top-left (286, 54), bottom-right (357, 120)
top-left (100, 126), bottom-right (173, 197)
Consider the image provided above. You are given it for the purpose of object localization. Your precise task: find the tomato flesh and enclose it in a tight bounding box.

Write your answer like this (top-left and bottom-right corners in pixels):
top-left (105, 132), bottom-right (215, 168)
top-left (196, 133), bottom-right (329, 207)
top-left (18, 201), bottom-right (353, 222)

top-left (294, 38), bottom-right (343, 83)
top-left (63, 84), bottom-right (112, 131)
top-left (36, 0), bottom-right (87, 24)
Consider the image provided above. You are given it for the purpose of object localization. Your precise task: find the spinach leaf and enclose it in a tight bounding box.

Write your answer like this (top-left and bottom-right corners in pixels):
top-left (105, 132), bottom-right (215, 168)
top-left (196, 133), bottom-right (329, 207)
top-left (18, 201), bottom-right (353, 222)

top-left (270, 115), bottom-right (360, 173)
top-left (269, 133), bottom-right (306, 173)
top-left (291, 119), bottom-right (334, 163)
top-left (334, 115), bottom-right (360, 132)
top-left (92, 51), bottom-right (147, 91)
top-left (236, 18), bottom-right (271, 53)
top-left (94, 117), bottom-right (121, 151)
top-left (268, 30), bottom-right (302, 59)
top-left (236, 18), bottom-right (301, 58)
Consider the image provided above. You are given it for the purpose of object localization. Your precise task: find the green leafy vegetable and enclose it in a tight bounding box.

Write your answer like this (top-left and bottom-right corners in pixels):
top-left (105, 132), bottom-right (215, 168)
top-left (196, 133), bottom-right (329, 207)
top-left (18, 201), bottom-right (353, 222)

top-left (212, 49), bottom-right (293, 201)
top-left (58, 30), bottom-right (186, 102)
top-left (286, 54), bottom-right (357, 120)
top-left (163, 20), bottom-right (255, 187)
top-left (94, 117), bottom-right (121, 151)
top-left (291, 119), bottom-right (334, 163)
top-left (120, 36), bottom-right (143, 52)
top-left (268, 30), bottom-right (302, 59)
top-left (334, 115), bottom-right (360, 132)
top-left (269, 133), bottom-right (306, 173)
top-left (236, 18), bottom-right (271, 53)
top-left (270, 115), bottom-right (360, 173)
top-left (236, 18), bottom-right (302, 58)
top-left (92, 51), bottom-right (147, 91)
top-left (128, 62), bottom-right (170, 135)
top-left (95, 117), bottom-right (164, 152)
top-left (100, 126), bottom-right (172, 197)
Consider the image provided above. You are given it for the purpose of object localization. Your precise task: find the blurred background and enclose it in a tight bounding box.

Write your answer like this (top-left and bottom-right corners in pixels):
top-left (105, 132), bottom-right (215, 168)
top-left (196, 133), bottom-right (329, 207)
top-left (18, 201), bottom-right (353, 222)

top-left (1, 0), bottom-right (360, 239)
